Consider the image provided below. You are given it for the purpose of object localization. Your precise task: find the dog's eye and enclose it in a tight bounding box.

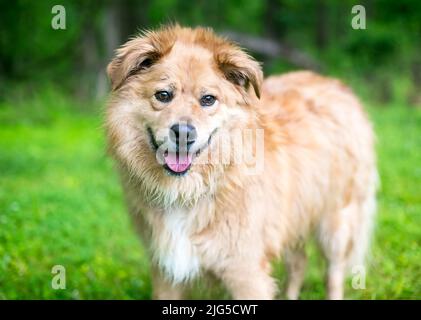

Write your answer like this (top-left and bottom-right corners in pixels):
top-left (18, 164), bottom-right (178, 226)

top-left (200, 95), bottom-right (216, 107)
top-left (155, 91), bottom-right (173, 103)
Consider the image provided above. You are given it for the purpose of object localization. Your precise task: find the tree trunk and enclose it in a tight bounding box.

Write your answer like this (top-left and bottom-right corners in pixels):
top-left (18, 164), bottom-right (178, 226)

top-left (408, 57), bottom-right (421, 107)
top-left (315, 0), bottom-right (328, 49)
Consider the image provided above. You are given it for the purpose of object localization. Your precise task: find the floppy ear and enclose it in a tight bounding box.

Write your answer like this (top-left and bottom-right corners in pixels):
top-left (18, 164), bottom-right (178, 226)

top-left (215, 46), bottom-right (263, 100)
top-left (107, 32), bottom-right (172, 91)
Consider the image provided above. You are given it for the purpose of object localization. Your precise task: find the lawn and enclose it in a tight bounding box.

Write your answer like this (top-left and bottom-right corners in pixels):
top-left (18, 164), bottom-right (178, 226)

top-left (0, 88), bottom-right (420, 299)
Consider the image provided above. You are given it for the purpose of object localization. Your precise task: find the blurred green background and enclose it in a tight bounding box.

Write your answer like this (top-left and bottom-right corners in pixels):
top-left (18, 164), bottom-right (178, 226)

top-left (0, 0), bottom-right (420, 299)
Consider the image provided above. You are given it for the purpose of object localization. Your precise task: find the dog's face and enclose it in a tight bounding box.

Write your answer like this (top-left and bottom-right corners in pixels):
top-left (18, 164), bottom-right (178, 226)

top-left (106, 26), bottom-right (263, 205)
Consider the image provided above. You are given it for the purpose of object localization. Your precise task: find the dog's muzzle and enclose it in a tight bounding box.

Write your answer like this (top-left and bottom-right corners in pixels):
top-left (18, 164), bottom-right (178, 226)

top-left (147, 124), bottom-right (217, 176)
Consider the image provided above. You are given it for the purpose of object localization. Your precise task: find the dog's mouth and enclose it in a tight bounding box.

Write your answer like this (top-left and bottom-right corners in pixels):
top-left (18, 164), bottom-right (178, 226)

top-left (162, 151), bottom-right (193, 175)
top-left (147, 127), bottom-right (216, 176)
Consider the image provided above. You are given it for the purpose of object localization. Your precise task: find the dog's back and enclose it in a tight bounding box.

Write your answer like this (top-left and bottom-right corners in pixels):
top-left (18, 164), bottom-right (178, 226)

top-left (257, 71), bottom-right (377, 299)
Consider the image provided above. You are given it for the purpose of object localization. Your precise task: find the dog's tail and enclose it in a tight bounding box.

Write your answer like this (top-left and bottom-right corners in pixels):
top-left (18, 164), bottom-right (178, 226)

top-left (347, 169), bottom-right (379, 272)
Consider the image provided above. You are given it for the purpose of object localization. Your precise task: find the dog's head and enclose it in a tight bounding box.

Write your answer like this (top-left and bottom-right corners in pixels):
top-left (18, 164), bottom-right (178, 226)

top-left (106, 25), bottom-right (263, 206)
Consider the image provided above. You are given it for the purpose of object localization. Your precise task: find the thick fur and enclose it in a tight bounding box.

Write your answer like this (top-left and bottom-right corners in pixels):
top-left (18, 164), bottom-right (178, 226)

top-left (105, 25), bottom-right (377, 300)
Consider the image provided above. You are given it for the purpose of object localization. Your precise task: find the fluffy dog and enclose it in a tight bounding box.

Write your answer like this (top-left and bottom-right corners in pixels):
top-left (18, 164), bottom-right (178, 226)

top-left (105, 25), bottom-right (377, 299)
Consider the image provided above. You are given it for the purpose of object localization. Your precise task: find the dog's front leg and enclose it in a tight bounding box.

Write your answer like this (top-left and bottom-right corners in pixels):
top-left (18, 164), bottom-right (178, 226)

top-left (218, 264), bottom-right (277, 300)
top-left (151, 267), bottom-right (185, 300)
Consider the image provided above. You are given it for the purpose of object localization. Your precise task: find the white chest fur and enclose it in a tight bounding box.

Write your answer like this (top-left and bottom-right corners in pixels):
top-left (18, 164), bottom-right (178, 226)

top-left (152, 208), bottom-right (200, 284)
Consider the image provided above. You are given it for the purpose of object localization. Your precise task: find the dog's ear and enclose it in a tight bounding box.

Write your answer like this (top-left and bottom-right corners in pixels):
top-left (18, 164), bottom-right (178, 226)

top-left (107, 30), bottom-right (174, 91)
top-left (215, 46), bottom-right (263, 100)
top-left (106, 38), bottom-right (159, 91)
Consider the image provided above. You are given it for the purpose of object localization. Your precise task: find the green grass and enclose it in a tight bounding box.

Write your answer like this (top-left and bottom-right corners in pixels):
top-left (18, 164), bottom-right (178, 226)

top-left (0, 88), bottom-right (420, 299)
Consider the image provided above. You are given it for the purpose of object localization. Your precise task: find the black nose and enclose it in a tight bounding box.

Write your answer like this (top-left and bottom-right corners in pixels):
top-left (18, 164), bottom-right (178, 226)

top-left (170, 123), bottom-right (197, 148)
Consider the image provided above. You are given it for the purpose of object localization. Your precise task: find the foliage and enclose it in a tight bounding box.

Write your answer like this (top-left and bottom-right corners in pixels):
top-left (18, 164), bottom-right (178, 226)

top-left (1, 0), bottom-right (420, 104)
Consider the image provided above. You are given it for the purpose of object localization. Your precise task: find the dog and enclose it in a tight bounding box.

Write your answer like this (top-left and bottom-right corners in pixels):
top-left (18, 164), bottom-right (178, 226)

top-left (105, 25), bottom-right (377, 299)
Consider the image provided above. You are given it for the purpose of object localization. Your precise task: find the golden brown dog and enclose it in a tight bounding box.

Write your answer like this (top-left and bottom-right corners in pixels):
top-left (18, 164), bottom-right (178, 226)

top-left (105, 25), bottom-right (377, 299)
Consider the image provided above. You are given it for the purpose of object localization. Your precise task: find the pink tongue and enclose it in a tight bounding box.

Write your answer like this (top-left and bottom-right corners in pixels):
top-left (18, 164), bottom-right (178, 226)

top-left (164, 152), bottom-right (193, 173)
